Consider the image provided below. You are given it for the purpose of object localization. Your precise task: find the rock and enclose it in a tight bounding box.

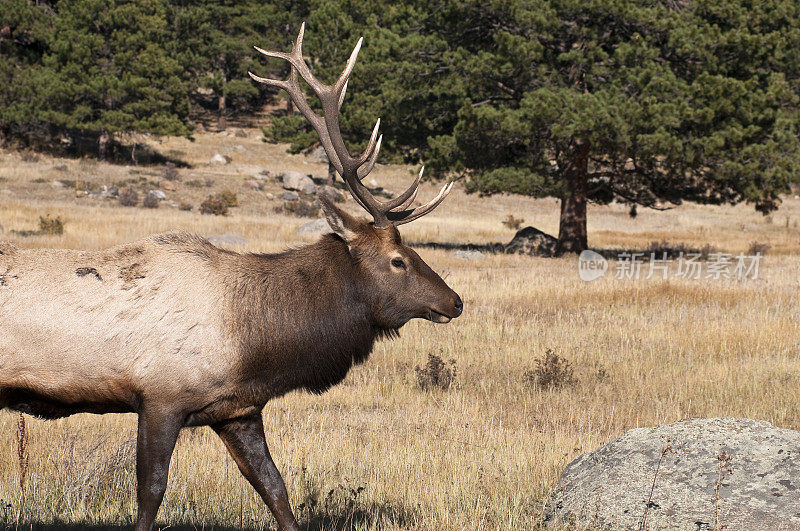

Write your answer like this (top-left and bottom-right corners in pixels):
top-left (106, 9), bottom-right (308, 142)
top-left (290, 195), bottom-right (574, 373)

top-left (101, 186), bottom-right (119, 199)
top-left (308, 146), bottom-right (328, 164)
top-left (207, 234), bottom-right (248, 247)
top-left (282, 191), bottom-right (299, 201)
top-left (243, 179), bottom-right (263, 191)
top-left (234, 144), bottom-right (246, 151)
top-left (147, 190), bottom-right (166, 201)
top-left (265, 192), bottom-right (274, 200)
top-left (281, 171), bottom-right (316, 194)
top-left (369, 179), bottom-right (378, 187)
top-left (160, 180), bottom-right (177, 191)
top-left (253, 169), bottom-right (271, 180)
top-left (296, 218), bottom-right (333, 236)
top-left (504, 226), bottom-right (558, 257)
top-left (316, 184), bottom-right (344, 203)
top-left (451, 250), bottom-right (485, 260)
top-left (210, 153), bottom-right (230, 165)
top-left (545, 417), bottom-right (800, 530)
top-left (51, 180), bottom-right (65, 188)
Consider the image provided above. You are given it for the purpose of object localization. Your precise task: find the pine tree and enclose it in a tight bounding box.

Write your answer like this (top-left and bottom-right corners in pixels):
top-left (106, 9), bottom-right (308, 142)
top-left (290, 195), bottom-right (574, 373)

top-left (425, 0), bottom-right (800, 252)
top-left (33, 0), bottom-right (191, 158)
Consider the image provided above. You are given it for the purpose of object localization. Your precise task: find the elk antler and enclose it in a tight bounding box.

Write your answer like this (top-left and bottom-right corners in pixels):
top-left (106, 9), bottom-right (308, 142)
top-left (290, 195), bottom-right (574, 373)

top-left (249, 23), bottom-right (453, 228)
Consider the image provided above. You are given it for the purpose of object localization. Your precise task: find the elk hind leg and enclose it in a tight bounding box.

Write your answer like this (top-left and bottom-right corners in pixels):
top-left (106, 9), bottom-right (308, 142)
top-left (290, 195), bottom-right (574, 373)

top-left (213, 414), bottom-right (300, 531)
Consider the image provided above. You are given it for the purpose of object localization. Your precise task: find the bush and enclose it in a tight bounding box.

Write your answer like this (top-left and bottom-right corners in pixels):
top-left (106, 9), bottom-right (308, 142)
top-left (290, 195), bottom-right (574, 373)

top-left (118, 187), bottom-right (139, 207)
top-left (162, 162), bottom-right (179, 181)
top-left (502, 214), bottom-right (525, 230)
top-left (747, 241), bottom-right (771, 256)
top-left (415, 353), bottom-right (457, 391)
top-left (218, 189), bottom-right (238, 207)
top-left (524, 349), bottom-right (576, 390)
top-left (200, 194), bottom-right (229, 215)
top-left (277, 199), bottom-right (320, 218)
top-left (142, 192), bottom-right (159, 209)
top-left (178, 202), bottom-right (193, 211)
top-left (38, 215), bottom-right (64, 235)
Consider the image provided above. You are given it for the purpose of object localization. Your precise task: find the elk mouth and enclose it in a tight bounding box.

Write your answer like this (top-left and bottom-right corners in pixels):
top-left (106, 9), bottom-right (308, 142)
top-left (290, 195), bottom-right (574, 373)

top-left (426, 309), bottom-right (452, 324)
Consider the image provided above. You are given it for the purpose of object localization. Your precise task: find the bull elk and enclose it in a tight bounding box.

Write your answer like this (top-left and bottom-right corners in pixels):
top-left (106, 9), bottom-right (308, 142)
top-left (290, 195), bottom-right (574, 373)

top-left (0, 24), bottom-right (461, 531)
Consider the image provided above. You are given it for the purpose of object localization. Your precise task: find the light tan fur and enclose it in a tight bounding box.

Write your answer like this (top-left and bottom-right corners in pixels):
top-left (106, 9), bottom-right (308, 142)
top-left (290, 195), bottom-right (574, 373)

top-left (0, 232), bottom-right (240, 415)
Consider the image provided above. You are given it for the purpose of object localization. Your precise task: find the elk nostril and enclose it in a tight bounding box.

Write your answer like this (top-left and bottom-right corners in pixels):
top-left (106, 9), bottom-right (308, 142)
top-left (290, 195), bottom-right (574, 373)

top-left (453, 295), bottom-right (463, 315)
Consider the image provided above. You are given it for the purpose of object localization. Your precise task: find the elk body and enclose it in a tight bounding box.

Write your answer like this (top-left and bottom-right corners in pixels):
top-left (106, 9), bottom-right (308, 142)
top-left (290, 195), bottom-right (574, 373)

top-left (0, 25), bottom-right (461, 531)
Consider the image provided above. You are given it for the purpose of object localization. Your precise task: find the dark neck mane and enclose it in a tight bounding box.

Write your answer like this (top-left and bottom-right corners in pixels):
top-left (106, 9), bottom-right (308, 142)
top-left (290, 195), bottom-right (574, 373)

top-left (228, 235), bottom-right (394, 397)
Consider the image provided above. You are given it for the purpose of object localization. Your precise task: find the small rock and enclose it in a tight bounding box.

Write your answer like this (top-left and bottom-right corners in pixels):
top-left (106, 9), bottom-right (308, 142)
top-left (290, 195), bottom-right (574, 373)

top-left (282, 191), bottom-right (300, 201)
top-left (281, 171), bottom-right (317, 195)
top-left (234, 144), bottom-right (246, 151)
top-left (51, 180), bottom-right (65, 188)
top-left (254, 169), bottom-right (271, 180)
top-left (265, 192), bottom-right (274, 200)
top-left (451, 250), bottom-right (485, 260)
top-left (369, 179), bottom-right (378, 187)
top-left (296, 218), bottom-right (333, 236)
top-left (100, 186), bottom-right (119, 199)
top-left (243, 180), bottom-right (263, 191)
top-left (148, 190), bottom-right (167, 201)
top-left (210, 153), bottom-right (230, 165)
top-left (160, 181), bottom-right (177, 191)
top-left (207, 234), bottom-right (248, 247)
top-left (316, 185), bottom-right (344, 203)
top-left (308, 146), bottom-right (328, 164)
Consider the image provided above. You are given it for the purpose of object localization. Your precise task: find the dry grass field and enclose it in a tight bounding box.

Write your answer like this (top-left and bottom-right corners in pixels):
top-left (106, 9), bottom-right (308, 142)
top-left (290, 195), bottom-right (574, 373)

top-left (1, 129), bottom-right (800, 530)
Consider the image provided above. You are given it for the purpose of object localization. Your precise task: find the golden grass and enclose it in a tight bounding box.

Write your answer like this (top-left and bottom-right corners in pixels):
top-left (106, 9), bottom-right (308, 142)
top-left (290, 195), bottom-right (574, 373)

top-left (1, 130), bottom-right (800, 529)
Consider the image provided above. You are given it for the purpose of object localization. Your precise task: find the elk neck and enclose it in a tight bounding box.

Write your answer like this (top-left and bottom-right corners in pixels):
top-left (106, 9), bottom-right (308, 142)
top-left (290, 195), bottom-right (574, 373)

top-left (226, 234), bottom-right (396, 398)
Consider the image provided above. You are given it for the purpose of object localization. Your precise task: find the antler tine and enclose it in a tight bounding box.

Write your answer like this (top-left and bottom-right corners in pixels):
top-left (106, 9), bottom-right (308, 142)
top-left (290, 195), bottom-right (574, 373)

top-left (357, 134), bottom-right (382, 179)
top-left (391, 183), bottom-right (417, 212)
top-left (357, 118), bottom-right (381, 166)
top-left (338, 79), bottom-right (348, 110)
top-left (388, 181), bottom-right (454, 225)
top-left (382, 166), bottom-right (423, 211)
top-left (336, 37), bottom-right (363, 92)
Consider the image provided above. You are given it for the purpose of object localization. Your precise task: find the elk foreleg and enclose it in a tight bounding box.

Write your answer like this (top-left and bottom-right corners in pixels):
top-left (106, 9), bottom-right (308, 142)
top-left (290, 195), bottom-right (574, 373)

top-left (213, 414), bottom-right (300, 531)
top-left (135, 405), bottom-right (183, 531)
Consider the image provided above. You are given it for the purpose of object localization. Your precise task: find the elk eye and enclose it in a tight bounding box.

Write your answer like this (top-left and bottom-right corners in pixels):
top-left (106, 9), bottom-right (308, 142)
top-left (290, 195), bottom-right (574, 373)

top-left (391, 257), bottom-right (407, 270)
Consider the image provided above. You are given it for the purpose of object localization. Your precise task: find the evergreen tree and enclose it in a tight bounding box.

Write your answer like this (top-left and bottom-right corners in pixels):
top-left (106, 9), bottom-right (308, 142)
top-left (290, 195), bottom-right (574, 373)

top-left (40, 0), bottom-right (191, 158)
top-left (425, 0), bottom-right (800, 252)
top-left (169, 0), bottom-right (287, 131)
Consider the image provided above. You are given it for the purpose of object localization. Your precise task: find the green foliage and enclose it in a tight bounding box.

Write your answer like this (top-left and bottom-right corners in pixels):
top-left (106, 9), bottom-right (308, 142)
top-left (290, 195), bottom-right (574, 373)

top-left (0, 0), bottom-right (191, 148)
top-left (429, 0), bottom-right (800, 216)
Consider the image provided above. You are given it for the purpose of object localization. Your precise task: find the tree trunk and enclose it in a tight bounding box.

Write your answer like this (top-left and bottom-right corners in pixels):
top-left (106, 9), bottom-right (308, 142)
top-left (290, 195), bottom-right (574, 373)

top-left (327, 160), bottom-right (336, 186)
top-left (98, 130), bottom-right (111, 161)
top-left (557, 141), bottom-right (590, 254)
top-left (217, 92), bottom-right (227, 132)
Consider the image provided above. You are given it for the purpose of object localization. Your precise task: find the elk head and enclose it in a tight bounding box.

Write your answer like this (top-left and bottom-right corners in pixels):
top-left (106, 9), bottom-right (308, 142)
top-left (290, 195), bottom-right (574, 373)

top-left (250, 23), bottom-right (462, 329)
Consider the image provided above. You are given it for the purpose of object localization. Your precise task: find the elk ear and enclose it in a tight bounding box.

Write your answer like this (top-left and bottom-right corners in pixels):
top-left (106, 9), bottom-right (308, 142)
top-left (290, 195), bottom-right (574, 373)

top-left (319, 195), bottom-right (364, 243)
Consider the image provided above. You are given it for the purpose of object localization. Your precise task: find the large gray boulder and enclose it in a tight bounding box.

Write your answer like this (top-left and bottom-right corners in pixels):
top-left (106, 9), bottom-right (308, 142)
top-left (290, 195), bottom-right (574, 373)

top-left (281, 171), bottom-right (317, 195)
top-left (296, 218), bottom-right (332, 236)
top-left (546, 417), bottom-right (800, 530)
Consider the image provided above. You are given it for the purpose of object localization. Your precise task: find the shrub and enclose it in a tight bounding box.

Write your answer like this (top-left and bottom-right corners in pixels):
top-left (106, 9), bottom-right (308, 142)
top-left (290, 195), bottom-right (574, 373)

top-left (524, 349), bottom-right (576, 390)
top-left (218, 189), bottom-right (238, 207)
top-left (502, 214), bottom-right (525, 230)
top-left (747, 241), bottom-right (770, 256)
top-left (118, 187), bottom-right (139, 207)
top-left (162, 162), bottom-right (179, 181)
top-left (200, 194), bottom-right (229, 215)
top-left (277, 199), bottom-right (320, 218)
top-left (142, 192), bottom-right (160, 209)
top-left (178, 202), bottom-right (193, 211)
top-left (39, 215), bottom-right (64, 235)
top-left (415, 353), bottom-right (457, 391)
